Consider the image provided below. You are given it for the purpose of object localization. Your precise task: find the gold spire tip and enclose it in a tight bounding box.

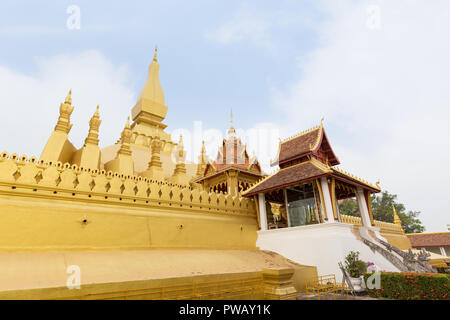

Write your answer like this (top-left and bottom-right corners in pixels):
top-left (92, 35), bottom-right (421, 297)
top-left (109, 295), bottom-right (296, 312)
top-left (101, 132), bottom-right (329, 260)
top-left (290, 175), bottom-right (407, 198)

top-left (153, 45), bottom-right (158, 62)
top-left (65, 89), bottom-right (72, 104)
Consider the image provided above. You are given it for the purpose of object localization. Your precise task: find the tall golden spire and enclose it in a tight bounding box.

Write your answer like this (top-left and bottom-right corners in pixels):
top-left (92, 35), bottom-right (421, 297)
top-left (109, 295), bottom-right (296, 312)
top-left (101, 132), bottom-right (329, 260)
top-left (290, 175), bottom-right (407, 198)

top-left (85, 105), bottom-right (101, 145)
top-left (131, 47), bottom-right (167, 130)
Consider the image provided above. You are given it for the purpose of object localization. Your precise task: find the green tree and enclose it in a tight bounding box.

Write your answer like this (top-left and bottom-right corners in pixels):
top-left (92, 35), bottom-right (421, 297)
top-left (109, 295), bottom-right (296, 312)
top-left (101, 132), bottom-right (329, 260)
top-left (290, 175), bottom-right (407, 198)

top-left (338, 190), bottom-right (425, 234)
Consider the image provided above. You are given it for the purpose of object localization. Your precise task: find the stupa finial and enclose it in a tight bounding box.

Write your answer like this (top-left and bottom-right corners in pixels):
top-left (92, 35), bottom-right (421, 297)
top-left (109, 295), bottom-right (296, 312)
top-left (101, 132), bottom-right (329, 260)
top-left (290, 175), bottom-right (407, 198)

top-left (65, 89), bottom-right (72, 105)
top-left (85, 105), bottom-right (101, 145)
top-left (153, 45), bottom-right (158, 62)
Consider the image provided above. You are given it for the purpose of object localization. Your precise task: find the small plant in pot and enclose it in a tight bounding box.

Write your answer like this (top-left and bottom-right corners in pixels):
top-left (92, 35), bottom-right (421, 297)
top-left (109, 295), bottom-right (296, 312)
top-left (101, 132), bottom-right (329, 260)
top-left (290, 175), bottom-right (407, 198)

top-left (344, 251), bottom-right (368, 292)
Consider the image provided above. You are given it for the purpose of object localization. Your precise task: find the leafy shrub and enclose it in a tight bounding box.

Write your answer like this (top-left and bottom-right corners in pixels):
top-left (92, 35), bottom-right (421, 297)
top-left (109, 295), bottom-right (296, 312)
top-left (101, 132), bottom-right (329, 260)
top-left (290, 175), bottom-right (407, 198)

top-left (364, 272), bottom-right (450, 300)
top-left (344, 251), bottom-right (367, 278)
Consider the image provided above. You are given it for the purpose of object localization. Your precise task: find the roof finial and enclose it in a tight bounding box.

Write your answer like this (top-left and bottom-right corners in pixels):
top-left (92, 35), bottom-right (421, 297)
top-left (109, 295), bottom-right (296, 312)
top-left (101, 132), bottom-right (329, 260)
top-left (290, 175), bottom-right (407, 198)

top-left (321, 116), bottom-right (324, 126)
top-left (227, 108), bottom-right (236, 137)
top-left (201, 139), bottom-right (206, 152)
top-left (153, 45), bottom-right (158, 62)
top-left (125, 116), bottom-right (131, 129)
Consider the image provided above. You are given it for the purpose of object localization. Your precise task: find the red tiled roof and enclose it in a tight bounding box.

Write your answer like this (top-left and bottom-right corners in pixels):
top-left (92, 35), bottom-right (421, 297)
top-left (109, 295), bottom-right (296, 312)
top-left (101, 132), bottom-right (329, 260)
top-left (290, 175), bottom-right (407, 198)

top-left (243, 160), bottom-right (331, 197)
top-left (278, 128), bottom-right (321, 164)
top-left (407, 232), bottom-right (450, 248)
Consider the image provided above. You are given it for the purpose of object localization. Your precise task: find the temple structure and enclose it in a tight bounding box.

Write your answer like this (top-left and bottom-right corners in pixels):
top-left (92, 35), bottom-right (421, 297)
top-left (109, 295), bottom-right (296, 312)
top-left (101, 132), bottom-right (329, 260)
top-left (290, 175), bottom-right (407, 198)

top-left (193, 111), bottom-right (264, 196)
top-left (244, 119), bottom-right (380, 230)
top-left (0, 49), bottom-right (437, 299)
top-left (242, 120), bottom-right (435, 276)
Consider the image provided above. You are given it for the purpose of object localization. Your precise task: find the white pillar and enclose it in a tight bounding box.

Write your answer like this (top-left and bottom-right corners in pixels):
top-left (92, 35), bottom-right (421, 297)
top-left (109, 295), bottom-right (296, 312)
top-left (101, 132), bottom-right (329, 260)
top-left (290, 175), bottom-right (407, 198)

top-left (258, 193), bottom-right (268, 231)
top-left (440, 247), bottom-right (447, 257)
top-left (356, 187), bottom-right (371, 228)
top-left (320, 177), bottom-right (335, 223)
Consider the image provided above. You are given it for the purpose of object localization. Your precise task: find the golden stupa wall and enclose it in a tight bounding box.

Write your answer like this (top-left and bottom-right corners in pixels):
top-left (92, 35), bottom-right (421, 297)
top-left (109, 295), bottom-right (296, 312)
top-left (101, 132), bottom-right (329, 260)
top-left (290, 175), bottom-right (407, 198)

top-left (0, 152), bottom-right (258, 251)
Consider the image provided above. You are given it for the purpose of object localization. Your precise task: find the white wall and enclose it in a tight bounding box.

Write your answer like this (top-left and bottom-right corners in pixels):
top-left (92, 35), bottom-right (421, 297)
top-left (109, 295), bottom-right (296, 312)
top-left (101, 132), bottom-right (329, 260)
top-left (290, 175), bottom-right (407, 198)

top-left (256, 223), bottom-right (400, 277)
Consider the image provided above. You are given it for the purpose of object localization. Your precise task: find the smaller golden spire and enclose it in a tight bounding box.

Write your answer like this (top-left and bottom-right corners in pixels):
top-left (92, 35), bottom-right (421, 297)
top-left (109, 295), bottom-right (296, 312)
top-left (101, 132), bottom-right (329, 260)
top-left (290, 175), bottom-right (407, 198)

top-left (65, 89), bottom-right (72, 105)
top-left (85, 105), bottom-right (102, 145)
top-left (153, 45), bottom-right (158, 62)
top-left (179, 134), bottom-right (183, 147)
top-left (392, 204), bottom-right (405, 234)
top-left (55, 89), bottom-right (75, 133)
top-left (118, 117), bottom-right (132, 155)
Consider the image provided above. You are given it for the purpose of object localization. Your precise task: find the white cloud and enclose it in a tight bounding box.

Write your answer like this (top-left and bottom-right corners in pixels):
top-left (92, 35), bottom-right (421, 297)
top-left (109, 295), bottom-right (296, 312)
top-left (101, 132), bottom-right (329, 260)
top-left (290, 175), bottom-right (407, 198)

top-left (273, 0), bottom-right (450, 231)
top-left (0, 50), bottom-right (135, 158)
top-left (205, 8), bottom-right (271, 47)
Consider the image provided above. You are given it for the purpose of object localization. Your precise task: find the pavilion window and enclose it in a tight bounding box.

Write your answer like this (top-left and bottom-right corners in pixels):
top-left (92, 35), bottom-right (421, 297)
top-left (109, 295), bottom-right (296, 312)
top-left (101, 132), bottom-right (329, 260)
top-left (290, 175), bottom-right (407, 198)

top-left (285, 182), bottom-right (320, 227)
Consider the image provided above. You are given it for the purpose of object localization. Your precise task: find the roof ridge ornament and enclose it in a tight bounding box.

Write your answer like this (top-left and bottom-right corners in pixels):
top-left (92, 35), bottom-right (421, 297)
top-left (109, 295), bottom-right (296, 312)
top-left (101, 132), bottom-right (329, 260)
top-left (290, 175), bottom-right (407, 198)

top-left (280, 118), bottom-right (323, 143)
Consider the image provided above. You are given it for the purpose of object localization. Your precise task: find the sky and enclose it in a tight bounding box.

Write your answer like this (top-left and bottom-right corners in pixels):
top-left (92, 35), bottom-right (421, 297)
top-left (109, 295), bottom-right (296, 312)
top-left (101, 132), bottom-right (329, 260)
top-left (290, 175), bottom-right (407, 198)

top-left (0, 0), bottom-right (449, 232)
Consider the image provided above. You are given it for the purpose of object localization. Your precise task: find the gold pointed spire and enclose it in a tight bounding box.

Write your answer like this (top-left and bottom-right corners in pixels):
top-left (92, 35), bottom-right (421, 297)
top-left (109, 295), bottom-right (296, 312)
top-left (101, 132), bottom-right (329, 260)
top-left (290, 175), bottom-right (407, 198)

top-left (118, 117), bottom-right (132, 155)
top-left (392, 204), bottom-right (405, 234)
top-left (55, 89), bottom-right (75, 133)
top-left (85, 105), bottom-right (102, 145)
top-left (131, 48), bottom-right (167, 130)
top-left (153, 45), bottom-right (158, 62)
top-left (196, 140), bottom-right (209, 177)
top-left (392, 204), bottom-right (401, 224)
top-left (201, 140), bottom-right (206, 154)
top-left (65, 89), bottom-right (72, 105)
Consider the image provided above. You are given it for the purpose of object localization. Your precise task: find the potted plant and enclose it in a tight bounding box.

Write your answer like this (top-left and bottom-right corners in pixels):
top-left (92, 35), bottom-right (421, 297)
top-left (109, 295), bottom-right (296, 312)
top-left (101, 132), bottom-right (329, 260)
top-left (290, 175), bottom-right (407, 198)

top-left (344, 251), bottom-right (368, 292)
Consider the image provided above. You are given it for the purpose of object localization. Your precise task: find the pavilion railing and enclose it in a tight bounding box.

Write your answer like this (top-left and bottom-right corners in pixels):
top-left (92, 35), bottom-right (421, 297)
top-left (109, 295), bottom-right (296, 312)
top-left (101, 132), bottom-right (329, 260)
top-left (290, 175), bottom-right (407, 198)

top-left (340, 214), bottom-right (404, 235)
